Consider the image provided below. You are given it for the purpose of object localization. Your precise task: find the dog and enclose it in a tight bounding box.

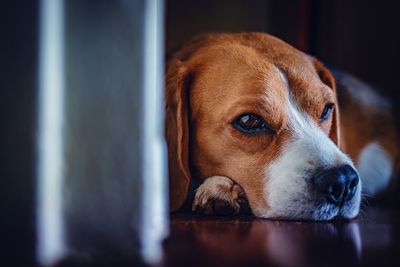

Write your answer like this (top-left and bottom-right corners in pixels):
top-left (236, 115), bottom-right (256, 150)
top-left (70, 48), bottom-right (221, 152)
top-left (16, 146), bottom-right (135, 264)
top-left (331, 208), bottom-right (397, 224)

top-left (165, 32), bottom-right (399, 220)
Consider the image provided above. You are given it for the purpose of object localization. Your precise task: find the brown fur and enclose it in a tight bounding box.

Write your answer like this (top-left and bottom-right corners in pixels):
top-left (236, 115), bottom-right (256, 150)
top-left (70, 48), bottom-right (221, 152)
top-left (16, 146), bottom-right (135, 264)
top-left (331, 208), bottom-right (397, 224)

top-left (335, 72), bottom-right (399, 191)
top-left (165, 32), bottom-right (340, 211)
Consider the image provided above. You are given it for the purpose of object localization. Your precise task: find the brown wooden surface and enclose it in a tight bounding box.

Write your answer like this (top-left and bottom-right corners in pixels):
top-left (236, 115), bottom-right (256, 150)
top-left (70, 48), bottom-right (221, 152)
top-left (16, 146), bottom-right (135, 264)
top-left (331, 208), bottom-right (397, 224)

top-left (163, 205), bottom-right (400, 267)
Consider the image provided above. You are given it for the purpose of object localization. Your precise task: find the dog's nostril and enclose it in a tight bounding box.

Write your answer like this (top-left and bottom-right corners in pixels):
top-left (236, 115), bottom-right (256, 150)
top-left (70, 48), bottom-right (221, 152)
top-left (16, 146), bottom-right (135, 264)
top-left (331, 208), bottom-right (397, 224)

top-left (345, 172), bottom-right (359, 201)
top-left (328, 184), bottom-right (344, 203)
top-left (313, 164), bottom-right (359, 206)
top-left (349, 176), bottom-right (359, 190)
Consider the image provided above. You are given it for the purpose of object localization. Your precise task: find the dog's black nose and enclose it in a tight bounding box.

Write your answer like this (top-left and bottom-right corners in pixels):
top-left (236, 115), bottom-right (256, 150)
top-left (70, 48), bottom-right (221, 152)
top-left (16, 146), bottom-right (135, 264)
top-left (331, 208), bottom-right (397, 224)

top-left (313, 165), bottom-right (359, 205)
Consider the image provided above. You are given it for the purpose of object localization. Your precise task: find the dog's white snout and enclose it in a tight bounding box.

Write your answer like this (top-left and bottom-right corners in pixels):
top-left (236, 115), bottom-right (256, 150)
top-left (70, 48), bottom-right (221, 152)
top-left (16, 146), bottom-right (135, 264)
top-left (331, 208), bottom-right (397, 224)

top-left (257, 93), bottom-right (361, 220)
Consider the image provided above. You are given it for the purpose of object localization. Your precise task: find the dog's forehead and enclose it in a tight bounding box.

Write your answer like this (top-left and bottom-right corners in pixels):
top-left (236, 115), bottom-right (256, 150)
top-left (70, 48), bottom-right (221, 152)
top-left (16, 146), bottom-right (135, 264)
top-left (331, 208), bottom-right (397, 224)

top-left (189, 45), bottom-right (325, 112)
top-left (189, 52), bottom-right (288, 120)
top-left (191, 45), bottom-right (281, 91)
top-left (183, 35), bottom-right (334, 125)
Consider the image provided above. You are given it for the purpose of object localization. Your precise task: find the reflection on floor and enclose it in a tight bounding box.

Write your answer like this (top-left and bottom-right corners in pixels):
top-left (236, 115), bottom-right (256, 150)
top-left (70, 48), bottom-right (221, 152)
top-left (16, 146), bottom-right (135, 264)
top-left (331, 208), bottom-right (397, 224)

top-left (163, 205), bottom-right (400, 267)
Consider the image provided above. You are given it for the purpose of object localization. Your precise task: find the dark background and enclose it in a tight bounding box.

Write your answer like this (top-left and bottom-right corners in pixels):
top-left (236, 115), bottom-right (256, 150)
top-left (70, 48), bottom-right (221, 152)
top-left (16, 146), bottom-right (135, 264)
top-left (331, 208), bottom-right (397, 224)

top-left (2, 0), bottom-right (400, 265)
top-left (1, 1), bottom-right (38, 266)
top-left (166, 0), bottom-right (400, 101)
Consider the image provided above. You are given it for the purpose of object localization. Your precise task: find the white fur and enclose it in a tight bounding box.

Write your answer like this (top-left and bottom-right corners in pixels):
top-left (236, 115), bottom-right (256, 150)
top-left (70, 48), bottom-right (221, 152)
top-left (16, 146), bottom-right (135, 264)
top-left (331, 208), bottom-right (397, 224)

top-left (193, 176), bottom-right (241, 211)
top-left (357, 142), bottom-right (392, 196)
top-left (254, 68), bottom-right (361, 220)
top-left (193, 69), bottom-right (362, 220)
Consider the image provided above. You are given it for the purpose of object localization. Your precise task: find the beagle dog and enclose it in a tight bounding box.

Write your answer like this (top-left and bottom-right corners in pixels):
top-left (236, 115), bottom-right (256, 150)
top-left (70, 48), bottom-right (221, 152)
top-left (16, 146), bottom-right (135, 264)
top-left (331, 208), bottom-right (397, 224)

top-left (165, 32), bottom-right (399, 220)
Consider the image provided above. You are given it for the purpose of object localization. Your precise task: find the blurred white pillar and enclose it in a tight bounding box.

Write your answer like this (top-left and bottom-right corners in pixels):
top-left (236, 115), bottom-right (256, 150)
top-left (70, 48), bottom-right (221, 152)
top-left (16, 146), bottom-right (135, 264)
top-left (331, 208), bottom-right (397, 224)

top-left (37, 0), bottom-right (66, 265)
top-left (37, 0), bottom-right (168, 265)
top-left (142, 0), bottom-right (169, 263)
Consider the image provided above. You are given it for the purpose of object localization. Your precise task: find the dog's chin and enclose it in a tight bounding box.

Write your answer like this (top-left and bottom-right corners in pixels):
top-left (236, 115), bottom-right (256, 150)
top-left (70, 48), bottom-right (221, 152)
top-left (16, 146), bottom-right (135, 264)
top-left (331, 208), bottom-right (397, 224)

top-left (311, 202), bottom-right (360, 221)
top-left (253, 207), bottom-right (358, 221)
top-left (252, 198), bottom-right (361, 221)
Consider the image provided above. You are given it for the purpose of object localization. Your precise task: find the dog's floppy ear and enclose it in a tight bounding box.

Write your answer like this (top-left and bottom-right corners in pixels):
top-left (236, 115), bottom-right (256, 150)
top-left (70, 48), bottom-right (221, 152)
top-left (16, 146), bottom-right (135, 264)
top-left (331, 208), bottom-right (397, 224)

top-left (312, 59), bottom-right (341, 147)
top-left (165, 58), bottom-right (192, 211)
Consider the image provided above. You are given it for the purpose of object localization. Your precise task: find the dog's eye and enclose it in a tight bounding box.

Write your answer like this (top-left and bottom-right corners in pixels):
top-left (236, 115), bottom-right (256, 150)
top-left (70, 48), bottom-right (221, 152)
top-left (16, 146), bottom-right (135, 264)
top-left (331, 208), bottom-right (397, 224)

top-left (320, 104), bottom-right (334, 122)
top-left (233, 114), bottom-right (274, 135)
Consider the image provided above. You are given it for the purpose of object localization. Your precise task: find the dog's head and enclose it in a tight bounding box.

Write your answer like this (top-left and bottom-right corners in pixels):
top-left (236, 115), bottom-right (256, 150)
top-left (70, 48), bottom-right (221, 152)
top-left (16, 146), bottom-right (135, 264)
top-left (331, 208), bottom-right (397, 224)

top-left (166, 33), bottom-right (361, 220)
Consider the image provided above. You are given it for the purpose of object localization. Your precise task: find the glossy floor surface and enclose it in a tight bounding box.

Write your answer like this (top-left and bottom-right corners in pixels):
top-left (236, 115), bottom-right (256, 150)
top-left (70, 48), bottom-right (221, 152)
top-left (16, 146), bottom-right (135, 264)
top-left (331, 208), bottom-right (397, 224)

top-left (163, 205), bottom-right (400, 267)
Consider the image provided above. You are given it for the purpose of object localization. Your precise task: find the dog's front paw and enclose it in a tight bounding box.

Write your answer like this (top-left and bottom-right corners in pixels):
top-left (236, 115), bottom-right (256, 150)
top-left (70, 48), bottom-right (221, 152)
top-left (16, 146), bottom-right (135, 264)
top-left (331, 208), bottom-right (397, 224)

top-left (192, 176), bottom-right (250, 216)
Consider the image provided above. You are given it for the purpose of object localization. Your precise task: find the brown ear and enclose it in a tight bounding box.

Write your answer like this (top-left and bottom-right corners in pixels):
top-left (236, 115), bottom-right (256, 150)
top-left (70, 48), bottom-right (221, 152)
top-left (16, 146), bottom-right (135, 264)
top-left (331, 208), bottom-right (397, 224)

top-left (165, 59), bottom-right (192, 211)
top-left (313, 59), bottom-right (341, 147)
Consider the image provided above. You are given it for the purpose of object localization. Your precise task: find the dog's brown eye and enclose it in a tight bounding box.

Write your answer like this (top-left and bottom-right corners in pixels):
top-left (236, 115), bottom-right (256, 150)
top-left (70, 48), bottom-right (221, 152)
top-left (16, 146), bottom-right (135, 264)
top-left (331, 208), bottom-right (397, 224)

top-left (239, 114), bottom-right (260, 128)
top-left (233, 114), bottom-right (274, 135)
top-left (320, 104), bottom-right (334, 122)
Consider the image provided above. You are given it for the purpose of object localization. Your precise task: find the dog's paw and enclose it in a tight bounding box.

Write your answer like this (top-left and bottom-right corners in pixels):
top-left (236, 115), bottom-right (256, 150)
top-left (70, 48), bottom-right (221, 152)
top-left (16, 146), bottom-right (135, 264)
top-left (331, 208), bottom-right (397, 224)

top-left (192, 176), bottom-right (251, 216)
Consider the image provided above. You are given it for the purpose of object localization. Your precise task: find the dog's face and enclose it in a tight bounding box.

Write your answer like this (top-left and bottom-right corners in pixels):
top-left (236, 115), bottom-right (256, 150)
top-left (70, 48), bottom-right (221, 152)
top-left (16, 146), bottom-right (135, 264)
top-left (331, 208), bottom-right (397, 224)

top-left (166, 33), bottom-right (361, 220)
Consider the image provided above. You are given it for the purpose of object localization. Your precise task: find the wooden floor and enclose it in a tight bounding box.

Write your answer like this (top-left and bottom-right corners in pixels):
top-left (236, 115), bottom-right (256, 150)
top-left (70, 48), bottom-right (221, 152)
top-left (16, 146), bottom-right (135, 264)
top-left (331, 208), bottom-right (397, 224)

top-left (163, 204), bottom-right (400, 267)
